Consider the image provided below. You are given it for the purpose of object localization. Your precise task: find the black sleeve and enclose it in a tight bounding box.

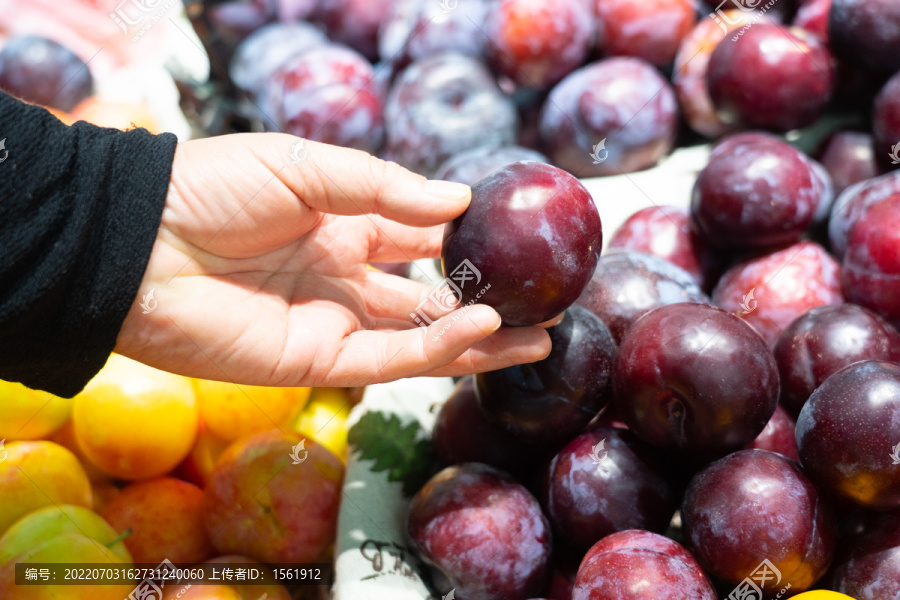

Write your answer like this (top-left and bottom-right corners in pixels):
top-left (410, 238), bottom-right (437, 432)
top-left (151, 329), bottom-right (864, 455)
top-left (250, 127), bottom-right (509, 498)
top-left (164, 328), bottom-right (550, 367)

top-left (0, 92), bottom-right (178, 397)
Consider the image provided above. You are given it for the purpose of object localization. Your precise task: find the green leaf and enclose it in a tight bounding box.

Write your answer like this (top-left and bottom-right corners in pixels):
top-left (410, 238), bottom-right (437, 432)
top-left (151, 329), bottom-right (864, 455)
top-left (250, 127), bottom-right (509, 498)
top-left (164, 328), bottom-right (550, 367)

top-left (348, 411), bottom-right (438, 497)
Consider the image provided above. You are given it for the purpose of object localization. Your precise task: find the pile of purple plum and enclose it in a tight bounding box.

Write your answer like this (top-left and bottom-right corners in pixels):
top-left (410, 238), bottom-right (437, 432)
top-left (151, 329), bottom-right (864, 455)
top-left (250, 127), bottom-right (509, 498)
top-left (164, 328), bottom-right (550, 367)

top-left (178, 1), bottom-right (900, 598)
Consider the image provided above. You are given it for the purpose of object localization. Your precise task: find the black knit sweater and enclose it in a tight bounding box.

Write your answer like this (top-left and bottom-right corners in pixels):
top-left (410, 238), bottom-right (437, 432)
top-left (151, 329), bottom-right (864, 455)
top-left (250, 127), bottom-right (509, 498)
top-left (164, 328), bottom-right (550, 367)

top-left (0, 92), bottom-right (177, 397)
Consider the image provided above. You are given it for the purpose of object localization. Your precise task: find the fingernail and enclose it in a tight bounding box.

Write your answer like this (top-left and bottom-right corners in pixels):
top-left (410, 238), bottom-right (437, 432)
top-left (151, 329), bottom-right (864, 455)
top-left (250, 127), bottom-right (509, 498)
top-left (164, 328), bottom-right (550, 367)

top-left (424, 180), bottom-right (470, 202)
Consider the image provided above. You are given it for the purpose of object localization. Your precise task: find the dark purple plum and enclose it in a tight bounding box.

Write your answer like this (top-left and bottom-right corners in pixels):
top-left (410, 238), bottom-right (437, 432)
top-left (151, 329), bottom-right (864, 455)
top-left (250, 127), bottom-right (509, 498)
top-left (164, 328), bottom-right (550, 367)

top-left (475, 306), bottom-right (616, 445)
top-left (0, 35), bottom-right (92, 112)
top-left (829, 0), bottom-right (900, 75)
top-left (613, 303), bottom-right (779, 455)
top-left (712, 241), bottom-right (844, 348)
top-left (259, 44), bottom-right (384, 153)
top-left (774, 304), bottom-right (900, 416)
top-left (229, 22), bottom-right (327, 98)
top-left (707, 25), bottom-right (835, 131)
top-left (743, 405), bottom-right (799, 462)
top-left (539, 57), bottom-right (678, 177)
top-left (441, 162), bottom-right (602, 326)
top-left (312, 0), bottom-right (392, 60)
top-left (384, 52), bottom-right (517, 177)
top-left (407, 464), bottom-right (551, 600)
top-left (576, 251), bottom-right (709, 345)
top-left (486, 0), bottom-right (595, 88)
top-left (593, 0), bottom-right (697, 67)
top-left (874, 72), bottom-right (900, 173)
top-left (682, 450), bottom-right (835, 594)
top-left (691, 133), bottom-right (826, 251)
top-left (433, 377), bottom-right (542, 478)
top-left (817, 131), bottom-right (879, 195)
top-left (434, 146), bottom-right (548, 186)
top-left (378, 0), bottom-right (490, 66)
top-left (542, 428), bottom-right (679, 552)
top-left (572, 530), bottom-right (717, 600)
top-left (205, 0), bottom-right (278, 47)
top-left (673, 10), bottom-right (761, 139)
top-left (830, 509), bottom-right (900, 600)
top-left (797, 360), bottom-right (900, 510)
top-left (829, 170), bottom-right (900, 260)
top-left (276, 0), bottom-right (318, 21)
top-left (607, 206), bottom-right (715, 290)
top-left (842, 194), bottom-right (900, 327)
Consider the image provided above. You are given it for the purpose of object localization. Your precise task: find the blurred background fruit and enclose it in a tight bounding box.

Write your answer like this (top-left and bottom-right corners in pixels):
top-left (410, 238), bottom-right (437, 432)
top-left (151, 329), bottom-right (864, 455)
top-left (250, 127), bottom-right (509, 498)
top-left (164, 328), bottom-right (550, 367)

top-left (0, 380), bottom-right (71, 441)
top-left (72, 354), bottom-right (198, 480)
top-left (204, 430), bottom-right (344, 564)
top-left (0, 440), bottom-right (92, 536)
top-left (194, 378), bottom-right (310, 442)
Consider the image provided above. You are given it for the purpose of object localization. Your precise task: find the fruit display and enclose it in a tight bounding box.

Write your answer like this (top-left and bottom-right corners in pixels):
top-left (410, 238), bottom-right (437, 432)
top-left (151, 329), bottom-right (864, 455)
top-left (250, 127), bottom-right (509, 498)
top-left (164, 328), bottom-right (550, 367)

top-left (2, 0), bottom-right (900, 599)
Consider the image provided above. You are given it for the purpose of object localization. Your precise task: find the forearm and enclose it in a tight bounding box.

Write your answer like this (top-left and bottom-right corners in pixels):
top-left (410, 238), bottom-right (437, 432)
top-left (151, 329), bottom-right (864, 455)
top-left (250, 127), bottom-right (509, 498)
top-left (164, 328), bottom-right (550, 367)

top-left (0, 92), bottom-right (177, 397)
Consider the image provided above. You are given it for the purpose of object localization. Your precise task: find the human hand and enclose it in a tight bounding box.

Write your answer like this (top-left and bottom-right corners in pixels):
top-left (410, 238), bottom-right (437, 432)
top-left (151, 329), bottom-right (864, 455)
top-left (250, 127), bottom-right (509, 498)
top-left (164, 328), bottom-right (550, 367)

top-left (115, 133), bottom-right (552, 387)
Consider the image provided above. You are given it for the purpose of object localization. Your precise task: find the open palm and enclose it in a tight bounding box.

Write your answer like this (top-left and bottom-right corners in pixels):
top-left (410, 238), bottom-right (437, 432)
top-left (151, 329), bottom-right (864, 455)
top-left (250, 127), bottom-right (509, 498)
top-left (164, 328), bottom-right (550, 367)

top-left (115, 133), bottom-right (551, 387)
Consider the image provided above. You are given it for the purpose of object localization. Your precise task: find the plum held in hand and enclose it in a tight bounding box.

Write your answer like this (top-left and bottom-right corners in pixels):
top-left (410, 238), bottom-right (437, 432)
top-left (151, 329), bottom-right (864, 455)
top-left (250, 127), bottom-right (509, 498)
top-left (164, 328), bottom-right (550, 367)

top-left (712, 241), bottom-right (844, 348)
top-left (541, 427), bottom-right (680, 553)
top-left (829, 508), bottom-right (900, 600)
top-left (613, 303), bottom-right (779, 455)
top-left (260, 44), bottom-right (384, 153)
top-left (707, 24), bottom-right (835, 132)
top-left (841, 194), bottom-right (900, 327)
top-left (0, 36), bottom-right (93, 112)
top-left (797, 360), bottom-right (900, 510)
top-left (571, 530), bottom-right (717, 600)
top-left (829, 0), bottom-right (900, 75)
top-left (607, 206), bottom-right (714, 290)
top-left (475, 305), bottom-right (616, 445)
top-left (873, 72), bottom-right (900, 173)
top-left (594, 0), bottom-right (697, 67)
top-left (774, 304), bottom-right (900, 417)
top-left (485, 0), bottom-right (595, 89)
top-left (682, 450), bottom-right (835, 595)
top-left (435, 145), bottom-right (548, 186)
top-left (576, 250), bottom-right (709, 344)
top-left (383, 52), bottom-right (517, 177)
top-left (539, 57), bottom-right (678, 177)
top-left (407, 463), bottom-right (551, 600)
top-left (441, 161), bottom-right (602, 326)
top-left (691, 133), bottom-right (827, 251)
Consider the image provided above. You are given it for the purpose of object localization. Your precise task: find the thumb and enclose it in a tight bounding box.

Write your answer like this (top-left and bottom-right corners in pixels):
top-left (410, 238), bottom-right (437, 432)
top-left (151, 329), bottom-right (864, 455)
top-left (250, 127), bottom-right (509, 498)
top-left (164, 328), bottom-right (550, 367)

top-left (264, 133), bottom-right (472, 227)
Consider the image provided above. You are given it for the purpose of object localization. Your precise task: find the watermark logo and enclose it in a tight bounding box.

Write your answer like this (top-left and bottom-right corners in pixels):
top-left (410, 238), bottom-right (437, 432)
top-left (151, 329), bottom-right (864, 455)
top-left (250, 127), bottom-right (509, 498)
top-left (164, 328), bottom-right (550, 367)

top-left (0, 439), bottom-right (6, 463)
top-left (140, 288), bottom-right (157, 314)
top-left (443, 589), bottom-right (456, 600)
top-left (109, 0), bottom-right (179, 42)
top-left (891, 442), bottom-right (900, 465)
top-left (290, 439), bottom-right (308, 465)
top-left (590, 439), bottom-right (608, 464)
top-left (128, 558), bottom-right (177, 600)
top-left (289, 139), bottom-right (308, 164)
top-left (0, 138), bottom-right (8, 163)
top-left (889, 141), bottom-right (900, 165)
top-left (740, 288), bottom-right (757, 314)
top-left (590, 139), bottom-right (608, 164)
top-left (438, 0), bottom-right (457, 13)
top-left (728, 559), bottom-right (791, 600)
top-left (410, 259), bottom-right (482, 327)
